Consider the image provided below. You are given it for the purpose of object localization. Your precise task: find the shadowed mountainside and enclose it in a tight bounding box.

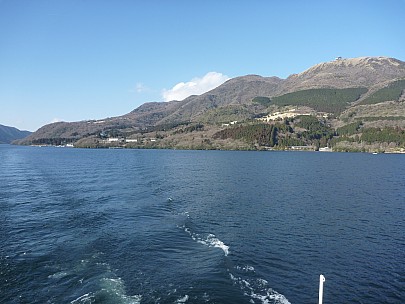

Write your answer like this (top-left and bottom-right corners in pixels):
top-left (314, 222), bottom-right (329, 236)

top-left (0, 124), bottom-right (31, 144)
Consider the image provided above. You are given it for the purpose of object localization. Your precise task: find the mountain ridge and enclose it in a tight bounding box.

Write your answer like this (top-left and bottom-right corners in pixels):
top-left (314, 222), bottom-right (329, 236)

top-left (16, 56), bottom-right (405, 152)
top-left (0, 124), bottom-right (32, 144)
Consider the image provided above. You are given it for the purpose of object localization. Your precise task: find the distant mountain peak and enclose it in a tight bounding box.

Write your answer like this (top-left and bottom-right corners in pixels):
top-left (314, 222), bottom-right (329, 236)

top-left (283, 56), bottom-right (405, 92)
top-left (299, 56), bottom-right (405, 75)
top-left (339, 56), bottom-right (403, 66)
top-left (17, 56), bottom-right (405, 146)
top-left (0, 124), bottom-right (32, 144)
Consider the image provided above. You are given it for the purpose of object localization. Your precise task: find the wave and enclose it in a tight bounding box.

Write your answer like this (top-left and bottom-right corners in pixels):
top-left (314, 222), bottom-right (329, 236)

top-left (179, 225), bottom-right (229, 256)
top-left (70, 278), bottom-right (142, 304)
top-left (236, 265), bottom-right (255, 272)
top-left (70, 277), bottom-right (142, 304)
top-left (44, 252), bottom-right (141, 304)
top-left (175, 294), bottom-right (189, 303)
top-left (229, 268), bottom-right (290, 304)
top-left (196, 233), bottom-right (230, 256)
top-left (174, 198), bottom-right (289, 303)
top-left (47, 270), bottom-right (69, 279)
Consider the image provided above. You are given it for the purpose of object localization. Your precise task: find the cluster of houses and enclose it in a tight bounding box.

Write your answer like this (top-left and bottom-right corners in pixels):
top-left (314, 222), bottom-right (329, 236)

top-left (99, 131), bottom-right (157, 145)
top-left (104, 137), bottom-right (156, 144)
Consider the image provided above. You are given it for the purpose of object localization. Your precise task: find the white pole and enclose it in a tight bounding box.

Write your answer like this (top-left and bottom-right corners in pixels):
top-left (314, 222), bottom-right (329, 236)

top-left (318, 274), bottom-right (326, 304)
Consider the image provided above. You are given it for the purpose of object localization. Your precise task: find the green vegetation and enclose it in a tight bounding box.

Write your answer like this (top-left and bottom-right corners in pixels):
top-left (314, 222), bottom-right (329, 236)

top-left (213, 124), bottom-right (279, 147)
top-left (140, 122), bottom-right (190, 133)
top-left (361, 127), bottom-right (405, 145)
top-left (271, 88), bottom-right (368, 114)
top-left (252, 96), bottom-right (272, 106)
top-left (173, 123), bottom-right (204, 134)
top-left (292, 115), bottom-right (335, 148)
top-left (329, 126), bottom-right (405, 152)
top-left (213, 116), bottom-right (336, 149)
top-left (277, 135), bottom-right (306, 147)
top-left (295, 115), bottom-right (334, 139)
top-left (360, 79), bottom-right (405, 104)
top-left (357, 116), bottom-right (405, 122)
top-left (336, 121), bottom-right (363, 136)
top-left (199, 105), bottom-right (253, 124)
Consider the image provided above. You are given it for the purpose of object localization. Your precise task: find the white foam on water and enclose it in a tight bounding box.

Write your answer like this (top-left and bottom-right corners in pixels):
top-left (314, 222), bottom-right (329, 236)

top-left (70, 293), bottom-right (93, 303)
top-left (176, 294), bottom-right (189, 303)
top-left (229, 273), bottom-right (290, 304)
top-left (236, 265), bottom-right (255, 272)
top-left (48, 271), bottom-right (69, 279)
top-left (67, 252), bottom-right (141, 304)
top-left (98, 277), bottom-right (142, 304)
top-left (179, 225), bottom-right (230, 256)
top-left (71, 278), bottom-right (142, 304)
top-left (196, 234), bottom-right (230, 256)
top-left (249, 290), bottom-right (290, 304)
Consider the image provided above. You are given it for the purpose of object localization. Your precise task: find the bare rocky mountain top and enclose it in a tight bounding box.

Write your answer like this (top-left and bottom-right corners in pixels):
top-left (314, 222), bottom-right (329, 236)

top-left (282, 57), bottom-right (405, 93)
top-left (17, 56), bottom-right (405, 149)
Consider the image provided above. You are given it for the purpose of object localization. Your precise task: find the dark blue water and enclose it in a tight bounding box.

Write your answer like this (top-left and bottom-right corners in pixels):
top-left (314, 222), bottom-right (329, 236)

top-left (0, 145), bottom-right (404, 304)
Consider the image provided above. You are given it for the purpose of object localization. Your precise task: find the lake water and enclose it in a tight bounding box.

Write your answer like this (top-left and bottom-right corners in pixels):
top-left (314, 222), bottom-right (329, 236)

top-left (0, 145), bottom-right (404, 304)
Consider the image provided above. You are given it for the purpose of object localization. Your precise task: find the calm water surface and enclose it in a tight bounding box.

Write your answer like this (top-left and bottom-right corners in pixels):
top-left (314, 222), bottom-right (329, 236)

top-left (0, 145), bottom-right (404, 303)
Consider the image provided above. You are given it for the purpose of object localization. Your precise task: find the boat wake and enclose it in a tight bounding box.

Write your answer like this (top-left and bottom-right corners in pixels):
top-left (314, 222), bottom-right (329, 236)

top-left (70, 277), bottom-right (142, 304)
top-left (229, 271), bottom-right (291, 304)
top-left (45, 252), bottom-right (141, 304)
top-left (179, 224), bottom-right (229, 256)
top-left (173, 198), bottom-right (290, 304)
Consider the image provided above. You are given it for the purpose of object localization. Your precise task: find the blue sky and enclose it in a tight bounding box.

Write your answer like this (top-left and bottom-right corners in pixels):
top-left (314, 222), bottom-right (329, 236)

top-left (1, 0), bottom-right (404, 131)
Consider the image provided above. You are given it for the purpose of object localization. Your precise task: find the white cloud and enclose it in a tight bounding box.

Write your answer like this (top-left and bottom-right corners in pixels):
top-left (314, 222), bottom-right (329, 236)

top-left (162, 72), bottom-right (230, 102)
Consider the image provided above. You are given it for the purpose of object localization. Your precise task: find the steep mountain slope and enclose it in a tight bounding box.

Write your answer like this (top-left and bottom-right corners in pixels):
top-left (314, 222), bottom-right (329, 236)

top-left (0, 124), bottom-right (31, 144)
top-left (158, 75), bottom-right (283, 123)
top-left (17, 56), bottom-right (405, 146)
top-left (282, 57), bottom-right (405, 93)
top-left (159, 57), bottom-right (405, 123)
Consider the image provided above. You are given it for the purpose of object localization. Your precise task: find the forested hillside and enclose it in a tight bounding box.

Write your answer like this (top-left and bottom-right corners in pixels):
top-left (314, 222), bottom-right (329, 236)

top-left (0, 124), bottom-right (31, 144)
top-left (15, 56), bottom-right (405, 153)
top-left (270, 88), bottom-right (368, 114)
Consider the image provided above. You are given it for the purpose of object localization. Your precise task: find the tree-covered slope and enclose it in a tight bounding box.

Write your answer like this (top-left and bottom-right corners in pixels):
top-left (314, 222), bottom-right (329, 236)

top-left (359, 79), bottom-right (405, 105)
top-left (0, 124), bottom-right (31, 144)
top-left (270, 87), bottom-right (368, 114)
top-left (16, 56), bottom-right (405, 150)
